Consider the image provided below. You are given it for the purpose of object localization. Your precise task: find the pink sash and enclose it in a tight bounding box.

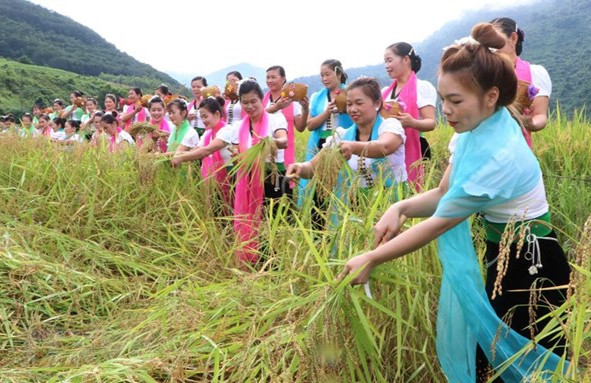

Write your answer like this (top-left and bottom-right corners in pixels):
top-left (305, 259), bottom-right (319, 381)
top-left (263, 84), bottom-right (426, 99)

top-left (515, 57), bottom-right (533, 147)
top-left (109, 127), bottom-right (123, 153)
top-left (123, 104), bottom-right (147, 131)
top-left (262, 92), bottom-right (295, 168)
top-left (382, 71), bottom-right (422, 187)
top-left (188, 98), bottom-right (199, 112)
top-left (201, 120), bottom-right (231, 206)
top-left (149, 118), bottom-right (171, 152)
top-left (234, 112), bottom-right (270, 264)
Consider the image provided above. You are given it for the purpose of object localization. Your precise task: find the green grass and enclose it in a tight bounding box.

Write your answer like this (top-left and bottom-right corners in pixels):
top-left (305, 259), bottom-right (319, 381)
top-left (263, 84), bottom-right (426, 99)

top-left (0, 111), bottom-right (589, 382)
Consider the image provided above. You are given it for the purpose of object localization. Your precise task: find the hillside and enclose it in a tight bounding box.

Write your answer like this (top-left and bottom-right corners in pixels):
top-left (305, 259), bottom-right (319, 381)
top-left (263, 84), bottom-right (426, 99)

top-left (293, 0), bottom-right (590, 113)
top-left (0, 57), bottom-right (130, 116)
top-left (0, 0), bottom-right (180, 88)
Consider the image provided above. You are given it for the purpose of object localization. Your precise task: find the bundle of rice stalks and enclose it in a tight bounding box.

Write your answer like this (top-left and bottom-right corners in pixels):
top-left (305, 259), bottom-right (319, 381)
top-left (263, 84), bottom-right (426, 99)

top-left (313, 145), bottom-right (346, 199)
top-left (129, 122), bottom-right (157, 137)
top-left (229, 137), bottom-right (278, 186)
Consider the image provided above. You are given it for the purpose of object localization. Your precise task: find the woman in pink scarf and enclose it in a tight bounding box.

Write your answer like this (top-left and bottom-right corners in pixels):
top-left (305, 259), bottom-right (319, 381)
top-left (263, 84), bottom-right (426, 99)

top-left (101, 112), bottom-right (134, 153)
top-left (492, 17), bottom-right (552, 147)
top-left (224, 71), bottom-right (245, 125)
top-left (103, 94), bottom-right (118, 115)
top-left (382, 43), bottom-right (437, 189)
top-left (121, 88), bottom-right (149, 132)
top-left (36, 114), bottom-right (52, 137)
top-left (187, 76), bottom-right (207, 137)
top-left (171, 96), bottom-right (234, 208)
top-left (147, 96), bottom-right (171, 152)
top-left (232, 80), bottom-right (288, 264)
top-left (263, 65), bottom-right (309, 195)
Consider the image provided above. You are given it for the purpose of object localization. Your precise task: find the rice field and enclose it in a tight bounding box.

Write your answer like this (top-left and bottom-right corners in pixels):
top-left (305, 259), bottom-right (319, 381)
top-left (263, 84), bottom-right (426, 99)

top-left (0, 110), bottom-right (589, 382)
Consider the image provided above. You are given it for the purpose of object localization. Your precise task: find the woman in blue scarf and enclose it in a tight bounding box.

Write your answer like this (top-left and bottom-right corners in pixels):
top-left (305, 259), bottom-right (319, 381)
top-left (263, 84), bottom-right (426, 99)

top-left (300, 59), bottom-right (354, 228)
top-left (339, 23), bottom-right (570, 382)
top-left (288, 77), bottom-right (406, 211)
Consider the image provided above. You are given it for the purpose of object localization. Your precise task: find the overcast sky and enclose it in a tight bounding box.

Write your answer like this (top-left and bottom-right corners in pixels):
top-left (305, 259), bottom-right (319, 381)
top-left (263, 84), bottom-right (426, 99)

top-left (30, 0), bottom-right (538, 79)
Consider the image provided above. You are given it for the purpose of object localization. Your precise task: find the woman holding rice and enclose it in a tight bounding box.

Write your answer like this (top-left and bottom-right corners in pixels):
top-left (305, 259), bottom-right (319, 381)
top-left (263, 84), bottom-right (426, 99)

top-left (339, 23), bottom-right (570, 382)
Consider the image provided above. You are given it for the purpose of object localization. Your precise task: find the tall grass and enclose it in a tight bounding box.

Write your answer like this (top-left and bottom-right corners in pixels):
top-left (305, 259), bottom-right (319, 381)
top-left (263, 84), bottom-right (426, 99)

top-left (0, 111), bottom-right (589, 382)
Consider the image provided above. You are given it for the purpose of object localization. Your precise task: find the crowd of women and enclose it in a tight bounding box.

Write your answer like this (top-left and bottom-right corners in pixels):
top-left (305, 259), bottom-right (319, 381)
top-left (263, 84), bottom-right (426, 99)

top-left (0, 17), bottom-right (571, 382)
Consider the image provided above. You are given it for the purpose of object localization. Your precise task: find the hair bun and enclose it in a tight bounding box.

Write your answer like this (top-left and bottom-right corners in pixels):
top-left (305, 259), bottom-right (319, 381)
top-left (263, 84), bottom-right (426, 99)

top-left (471, 23), bottom-right (506, 50)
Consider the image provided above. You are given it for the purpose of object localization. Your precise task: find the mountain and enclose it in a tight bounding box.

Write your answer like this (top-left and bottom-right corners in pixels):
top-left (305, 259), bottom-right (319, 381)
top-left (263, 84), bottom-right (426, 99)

top-left (0, 0), bottom-right (181, 88)
top-left (170, 63), bottom-right (268, 88)
top-left (293, 0), bottom-right (589, 113)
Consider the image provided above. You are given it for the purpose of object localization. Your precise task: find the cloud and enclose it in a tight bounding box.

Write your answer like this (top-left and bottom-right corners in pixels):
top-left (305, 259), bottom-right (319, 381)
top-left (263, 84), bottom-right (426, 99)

top-left (30, 0), bottom-right (540, 79)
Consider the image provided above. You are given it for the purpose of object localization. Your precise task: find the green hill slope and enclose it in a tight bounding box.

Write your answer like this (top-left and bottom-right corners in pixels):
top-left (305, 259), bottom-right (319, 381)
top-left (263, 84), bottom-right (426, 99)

top-left (0, 57), bottom-right (130, 116)
top-left (0, 0), bottom-right (180, 87)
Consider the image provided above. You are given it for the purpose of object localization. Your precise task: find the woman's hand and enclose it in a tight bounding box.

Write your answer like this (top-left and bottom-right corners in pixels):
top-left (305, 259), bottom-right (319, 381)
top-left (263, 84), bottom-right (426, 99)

top-left (373, 204), bottom-right (407, 248)
top-left (287, 161), bottom-right (314, 180)
top-left (339, 141), bottom-right (354, 160)
top-left (521, 108), bottom-right (534, 131)
top-left (338, 253), bottom-right (374, 285)
top-left (393, 112), bottom-right (415, 127)
top-left (133, 103), bottom-right (142, 113)
top-left (299, 97), bottom-right (309, 112)
top-left (170, 154), bottom-right (184, 167)
top-left (326, 101), bottom-right (339, 115)
top-left (187, 111), bottom-right (196, 121)
top-left (286, 162), bottom-right (306, 180)
top-left (273, 97), bottom-right (292, 111)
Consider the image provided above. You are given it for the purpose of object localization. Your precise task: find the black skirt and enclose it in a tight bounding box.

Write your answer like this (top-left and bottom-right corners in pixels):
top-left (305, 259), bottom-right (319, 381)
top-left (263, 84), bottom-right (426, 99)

top-left (476, 231), bottom-right (571, 382)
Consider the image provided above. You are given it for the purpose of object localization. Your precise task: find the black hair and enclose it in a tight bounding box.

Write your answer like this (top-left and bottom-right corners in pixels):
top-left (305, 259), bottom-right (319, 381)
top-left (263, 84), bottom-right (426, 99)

top-left (347, 77), bottom-right (383, 110)
top-left (491, 17), bottom-right (524, 56)
top-left (22, 113), bottom-right (33, 121)
top-left (191, 76), bottom-right (208, 86)
top-left (72, 90), bottom-right (84, 98)
top-left (199, 96), bottom-right (225, 116)
top-left (321, 59), bottom-right (348, 84)
top-left (39, 113), bottom-right (50, 121)
top-left (156, 84), bottom-right (171, 95)
top-left (226, 71), bottom-right (243, 80)
top-left (266, 65), bottom-right (286, 79)
top-left (101, 111), bottom-right (119, 124)
top-left (387, 42), bottom-right (422, 73)
top-left (52, 117), bottom-right (66, 129)
top-left (54, 99), bottom-right (64, 107)
top-left (130, 88), bottom-right (143, 97)
top-left (167, 99), bottom-right (189, 115)
top-left (86, 97), bottom-right (98, 106)
top-left (148, 96), bottom-right (166, 110)
top-left (66, 119), bottom-right (81, 131)
top-left (238, 79), bottom-right (264, 100)
top-left (93, 111), bottom-right (104, 119)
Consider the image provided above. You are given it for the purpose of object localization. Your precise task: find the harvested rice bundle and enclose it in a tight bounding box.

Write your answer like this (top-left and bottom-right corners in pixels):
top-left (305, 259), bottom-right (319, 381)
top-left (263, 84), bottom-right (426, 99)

top-left (229, 136), bottom-right (278, 186)
top-left (313, 144), bottom-right (346, 199)
top-left (129, 122), bottom-right (157, 137)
